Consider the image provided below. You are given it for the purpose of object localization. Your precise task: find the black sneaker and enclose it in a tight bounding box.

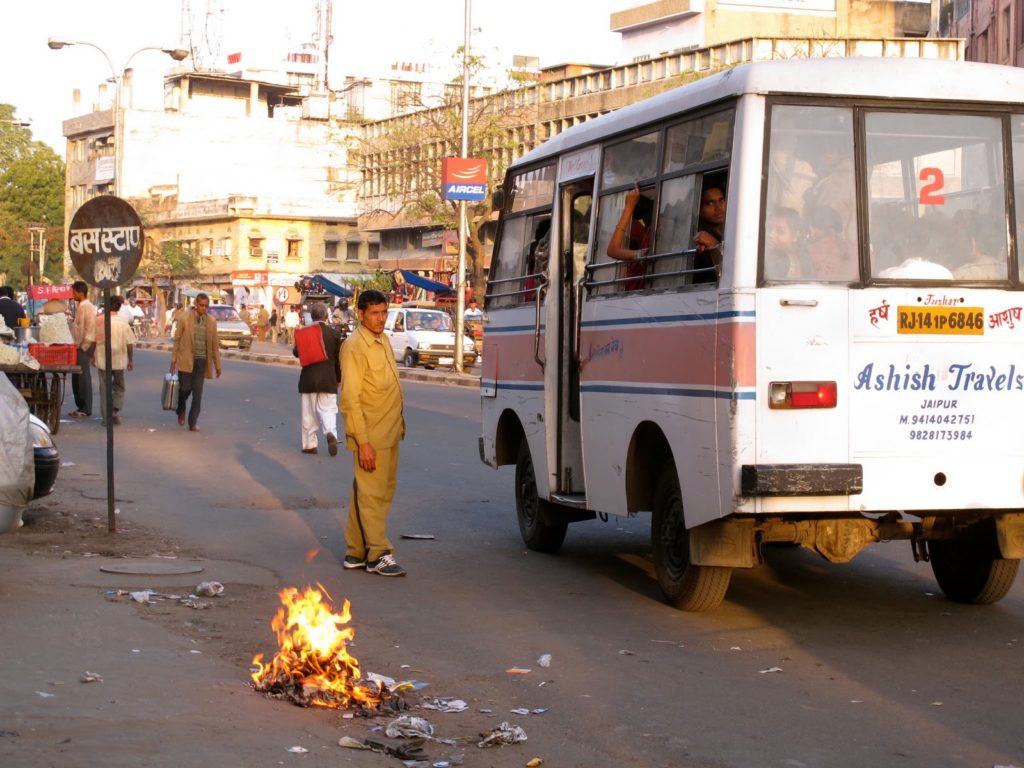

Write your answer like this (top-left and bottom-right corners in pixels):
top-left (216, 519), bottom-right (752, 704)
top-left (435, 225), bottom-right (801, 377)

top-left (326, 432), bottom-right (338, 457)
top-left (366, 553), bottom-right (406, 577)
top-left (343, 555), bottom-right (366, 569)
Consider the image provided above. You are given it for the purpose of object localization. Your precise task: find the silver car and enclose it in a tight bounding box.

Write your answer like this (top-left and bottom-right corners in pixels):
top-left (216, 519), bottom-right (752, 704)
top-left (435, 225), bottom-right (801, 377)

top-left (208, 304), bottom-right (253, 350)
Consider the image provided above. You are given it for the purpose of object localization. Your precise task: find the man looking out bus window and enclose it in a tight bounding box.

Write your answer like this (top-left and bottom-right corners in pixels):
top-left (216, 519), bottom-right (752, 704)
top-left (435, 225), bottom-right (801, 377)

top-left (693, 182), bottom-right (727, 283)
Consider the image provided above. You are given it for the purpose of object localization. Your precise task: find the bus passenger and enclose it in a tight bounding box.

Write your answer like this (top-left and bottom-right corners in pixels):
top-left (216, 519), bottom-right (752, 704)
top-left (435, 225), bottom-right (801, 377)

top-left (953, 215), bottom-right (1006, 280)
top-left (524, 218), bottom-right (552, 300)
top-left (693, 183), bottom-right (727, 284)
top-left (806, 206), bottom-right (858, 281)
top-left (606, 186), bottom-right (653, 290)
top-left (764, 207), bottom-right (805, 279)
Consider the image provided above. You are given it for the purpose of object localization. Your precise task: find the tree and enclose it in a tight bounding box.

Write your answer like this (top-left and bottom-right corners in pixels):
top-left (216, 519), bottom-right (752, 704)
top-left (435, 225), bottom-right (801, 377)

top-left (0, 109), bottom-right (65, 287)
top-left (137, 238), bottom-right (201, 322)
top-left (357, 50), bottom-right (537, 297)
top-left (0, 103), bottom-right (47, 175)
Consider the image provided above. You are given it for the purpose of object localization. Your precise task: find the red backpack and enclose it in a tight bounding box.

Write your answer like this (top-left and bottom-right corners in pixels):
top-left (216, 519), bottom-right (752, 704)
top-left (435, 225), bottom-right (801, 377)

top-left (294, 324), bottom-right (327, 366)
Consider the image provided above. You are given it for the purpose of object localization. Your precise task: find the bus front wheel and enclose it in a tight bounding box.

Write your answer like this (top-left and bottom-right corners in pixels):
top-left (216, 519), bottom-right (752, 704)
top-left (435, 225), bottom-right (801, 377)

top-left (515, 440), bottom-right (567, 553)
top-left (928, 519), bottom-right (1019, 605)
top-left (652, 463), bottom-right (731, 612)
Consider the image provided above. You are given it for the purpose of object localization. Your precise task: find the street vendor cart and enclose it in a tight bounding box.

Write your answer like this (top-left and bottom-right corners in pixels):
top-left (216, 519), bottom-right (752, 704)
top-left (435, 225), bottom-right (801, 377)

top-left (1, 362), bottom-right (79, 435)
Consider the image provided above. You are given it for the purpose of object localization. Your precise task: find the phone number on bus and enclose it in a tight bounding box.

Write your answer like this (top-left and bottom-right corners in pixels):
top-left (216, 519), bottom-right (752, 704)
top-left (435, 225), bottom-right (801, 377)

top-left (899, 413), bottom-right (976, 426)
top-left (908, 429), bottom-right (973, 441)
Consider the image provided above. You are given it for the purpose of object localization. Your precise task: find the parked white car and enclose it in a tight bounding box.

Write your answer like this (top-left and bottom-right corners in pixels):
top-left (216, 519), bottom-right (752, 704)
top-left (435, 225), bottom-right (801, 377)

top-left (0, 375), bottom-right (59, 533)
top-left (384, 306), bottom-right (477, 369)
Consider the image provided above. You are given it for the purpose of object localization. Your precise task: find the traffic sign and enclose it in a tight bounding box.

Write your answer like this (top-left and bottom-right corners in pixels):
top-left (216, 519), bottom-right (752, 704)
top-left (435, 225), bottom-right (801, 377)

top-left (67, 195), bottom-right (144, 289)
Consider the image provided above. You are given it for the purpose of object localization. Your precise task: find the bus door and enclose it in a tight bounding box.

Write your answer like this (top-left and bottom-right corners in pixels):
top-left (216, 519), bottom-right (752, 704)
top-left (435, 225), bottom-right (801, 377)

top-left (555, 177), bottom-right (593, 494)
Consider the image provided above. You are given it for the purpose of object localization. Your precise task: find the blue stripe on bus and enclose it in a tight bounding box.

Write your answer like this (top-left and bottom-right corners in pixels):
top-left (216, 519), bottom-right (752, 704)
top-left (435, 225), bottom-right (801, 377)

top-left (580, 383), bottom-right (755, 400)
top-left (580, 310), bottom-right (755, 329)
top-left (484, 324), bottom-right (545, 334)
top-left (484, 310), bottom-right (753, 335)
top-left (481, 380), bottom-right (545, 391)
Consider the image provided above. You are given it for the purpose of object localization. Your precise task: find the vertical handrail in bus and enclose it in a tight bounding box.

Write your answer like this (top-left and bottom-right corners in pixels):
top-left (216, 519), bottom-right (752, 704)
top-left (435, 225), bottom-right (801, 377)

top-left (573, 279), bottom-right (585, 365)
top-left (534, 279), bottom-right (547, 368)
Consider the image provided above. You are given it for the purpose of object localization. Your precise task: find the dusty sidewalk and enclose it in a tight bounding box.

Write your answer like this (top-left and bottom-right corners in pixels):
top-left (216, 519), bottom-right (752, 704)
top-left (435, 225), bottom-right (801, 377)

top-left (0, 494), bottom-right (485, 768)
top-left (135, 338), bottom-right (481, 389)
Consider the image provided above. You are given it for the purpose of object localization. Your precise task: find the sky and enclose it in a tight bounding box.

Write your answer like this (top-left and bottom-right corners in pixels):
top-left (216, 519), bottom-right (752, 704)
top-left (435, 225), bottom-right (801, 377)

top-left (1, 0), bottom-right (623, 152)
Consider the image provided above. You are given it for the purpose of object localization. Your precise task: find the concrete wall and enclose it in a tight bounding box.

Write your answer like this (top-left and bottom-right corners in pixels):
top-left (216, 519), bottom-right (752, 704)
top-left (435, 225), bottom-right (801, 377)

top-left (118, 108), bottom-right (360, 219)
top-left (944, 0), bottom-right (1019, 66)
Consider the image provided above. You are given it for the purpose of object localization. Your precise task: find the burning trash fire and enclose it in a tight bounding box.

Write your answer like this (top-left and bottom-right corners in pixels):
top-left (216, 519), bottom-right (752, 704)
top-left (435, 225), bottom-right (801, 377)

top-left (251, 585), bottom-right (394, 711)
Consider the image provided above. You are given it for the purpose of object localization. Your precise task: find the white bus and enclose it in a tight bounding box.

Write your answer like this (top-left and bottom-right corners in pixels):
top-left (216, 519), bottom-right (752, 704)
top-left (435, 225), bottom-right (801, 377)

top-left (479, 57), bottom-right (1024, 611)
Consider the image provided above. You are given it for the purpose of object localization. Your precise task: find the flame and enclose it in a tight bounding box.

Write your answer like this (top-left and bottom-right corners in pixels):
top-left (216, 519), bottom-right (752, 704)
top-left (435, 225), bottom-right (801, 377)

top-left (251, 585), bottom-right (383, 709)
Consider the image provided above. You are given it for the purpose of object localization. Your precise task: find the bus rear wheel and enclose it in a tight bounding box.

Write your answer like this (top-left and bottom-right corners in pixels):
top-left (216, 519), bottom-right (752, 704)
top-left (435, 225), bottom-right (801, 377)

top-left (515, 440), bottom-right (567, 553)
top-left (652, 463), bottom-right (731, 612)
top-left (928, 519), bottom-right (1019, 605)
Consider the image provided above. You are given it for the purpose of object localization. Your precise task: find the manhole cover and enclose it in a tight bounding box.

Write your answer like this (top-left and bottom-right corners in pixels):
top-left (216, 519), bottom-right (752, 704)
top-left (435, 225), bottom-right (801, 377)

top-left (99, 561), bottom-right (205, 576)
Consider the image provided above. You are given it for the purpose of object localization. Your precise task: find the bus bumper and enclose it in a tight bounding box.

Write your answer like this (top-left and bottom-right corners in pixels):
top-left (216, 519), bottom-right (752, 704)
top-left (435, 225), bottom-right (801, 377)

top-left (741, 464), bottom-right (863, 497)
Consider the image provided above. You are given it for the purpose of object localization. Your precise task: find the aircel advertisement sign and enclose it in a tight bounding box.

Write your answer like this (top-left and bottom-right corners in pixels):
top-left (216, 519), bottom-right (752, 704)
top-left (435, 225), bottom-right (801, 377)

top-left (850, 290), bottom-right (1024, 454)
top-left (442, 157), bottom-right (488, 201)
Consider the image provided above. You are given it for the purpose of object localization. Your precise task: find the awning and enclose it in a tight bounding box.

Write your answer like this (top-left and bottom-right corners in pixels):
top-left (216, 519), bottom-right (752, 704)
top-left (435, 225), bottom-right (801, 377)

top-left (323, 229), bottom-right (342, 243)
top-left (311, 275), bottom-right (354, 299)
top-left (398, 269), bottom-right (453, 295)
top-left (182, 287), bottom-right (226, 299)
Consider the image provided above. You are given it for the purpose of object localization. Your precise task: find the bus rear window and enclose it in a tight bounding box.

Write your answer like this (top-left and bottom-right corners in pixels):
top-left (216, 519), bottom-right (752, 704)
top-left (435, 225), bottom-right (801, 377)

top-left (763, 105), bottom-right (859, 283)
top-left (865, 111), bottom-right (1008, 281)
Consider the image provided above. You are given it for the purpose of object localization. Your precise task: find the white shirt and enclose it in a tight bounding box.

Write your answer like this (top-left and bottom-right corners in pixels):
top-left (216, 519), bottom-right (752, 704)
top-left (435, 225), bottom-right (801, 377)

top-left (131, 305), bottom-right (145, 320)
top-left (117, 305), bottom-right (134, 322)
top-left (464, 307), bottom-right (483, 320)
top-left (284, 310), bottom-right (300, 329)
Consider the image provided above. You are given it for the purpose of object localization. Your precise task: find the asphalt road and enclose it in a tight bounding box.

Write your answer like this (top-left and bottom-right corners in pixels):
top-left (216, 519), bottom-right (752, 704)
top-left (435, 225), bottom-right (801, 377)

top-left (48, 350), bottom-right (1024, 768)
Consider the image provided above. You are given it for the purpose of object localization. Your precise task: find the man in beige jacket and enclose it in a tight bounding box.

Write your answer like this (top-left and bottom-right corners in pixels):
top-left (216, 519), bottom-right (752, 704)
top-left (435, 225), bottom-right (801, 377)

top-left (340, 290), bottom-right (406, 577)
top-left (69, 280), bottom-right (96, 418)
top-left (170, 293), bottom-right (222, 431)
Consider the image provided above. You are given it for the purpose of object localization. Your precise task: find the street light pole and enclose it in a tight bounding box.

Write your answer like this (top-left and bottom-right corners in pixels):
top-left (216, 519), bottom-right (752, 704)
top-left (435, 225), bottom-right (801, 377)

top-left (47, 40), bottom-right (189, 198)
top-left (454, 0), bottom-right (471, 375)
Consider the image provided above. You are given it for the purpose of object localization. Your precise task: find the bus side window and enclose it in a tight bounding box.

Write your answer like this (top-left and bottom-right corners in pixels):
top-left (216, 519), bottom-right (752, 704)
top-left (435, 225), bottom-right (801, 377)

top-left (593, 186), bottom-right (656, 295)
top-left (487, 216), bottom-right (528, 310)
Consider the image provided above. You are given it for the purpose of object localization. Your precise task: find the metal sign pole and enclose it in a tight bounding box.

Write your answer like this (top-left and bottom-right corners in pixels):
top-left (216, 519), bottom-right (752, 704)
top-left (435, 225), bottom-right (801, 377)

top-left (66, 195), bottom-right (144, 537)
top-left (454, 0), bottom-right (471, 375)
top-left (103, 288), bottom-right (116, 533)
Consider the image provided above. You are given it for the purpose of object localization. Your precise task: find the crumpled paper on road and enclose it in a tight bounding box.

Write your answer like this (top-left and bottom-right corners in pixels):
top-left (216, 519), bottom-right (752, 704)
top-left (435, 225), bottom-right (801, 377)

top-left (420, 697), bottom-right (468, 713)
top-left (386, 716), bottom-right (435, 739)
top-left (478, 721), bottom-right (527, 748)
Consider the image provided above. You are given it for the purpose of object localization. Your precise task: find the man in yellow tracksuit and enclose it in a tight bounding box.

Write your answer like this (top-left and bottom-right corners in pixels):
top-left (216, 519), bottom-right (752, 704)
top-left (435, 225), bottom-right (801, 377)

top-left (339, 290), bottom-right (406, 577)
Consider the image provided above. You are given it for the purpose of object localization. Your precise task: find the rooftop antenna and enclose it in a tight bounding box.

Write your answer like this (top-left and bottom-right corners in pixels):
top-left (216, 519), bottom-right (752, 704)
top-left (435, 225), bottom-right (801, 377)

top-left (312, 0), bottom-right (334, 93)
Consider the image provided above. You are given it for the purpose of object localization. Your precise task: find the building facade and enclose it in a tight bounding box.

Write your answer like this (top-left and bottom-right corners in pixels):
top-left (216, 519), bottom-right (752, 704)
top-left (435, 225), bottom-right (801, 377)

top-left (938, 0), bottom-right (1024, 65)
top-left (611, 0), bottom-right (932, 62)
top-left (62, 69), bottom-right (369, 308)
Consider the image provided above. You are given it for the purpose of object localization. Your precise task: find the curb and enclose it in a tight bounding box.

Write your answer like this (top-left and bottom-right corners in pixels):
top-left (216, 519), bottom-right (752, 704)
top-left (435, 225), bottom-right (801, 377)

top-left (136, 341), bottom-right (481, 389)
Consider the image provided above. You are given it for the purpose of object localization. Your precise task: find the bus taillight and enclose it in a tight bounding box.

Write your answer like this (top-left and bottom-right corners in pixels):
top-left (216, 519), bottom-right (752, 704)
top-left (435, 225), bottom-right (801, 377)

top-left (769, 381), bottom-right (837, 410)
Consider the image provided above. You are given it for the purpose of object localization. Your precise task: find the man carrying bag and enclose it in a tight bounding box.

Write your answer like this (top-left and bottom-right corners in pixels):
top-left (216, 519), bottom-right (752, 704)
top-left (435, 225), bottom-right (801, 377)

top-left (170, 293), bottom-right (222, 431)
top-left (293, 303), bottom-right (342, 455)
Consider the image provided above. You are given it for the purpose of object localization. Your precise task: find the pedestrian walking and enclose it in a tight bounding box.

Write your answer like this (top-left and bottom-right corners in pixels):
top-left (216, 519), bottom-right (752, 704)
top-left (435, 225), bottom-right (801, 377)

top-left (269, 308), bottom-right (279, 343)
top-left (340, 290), bottom-right (406, 577)
top-left (293, 303), bottom-right (342, 455)
top-left (284, 305), bottom-right (300, 345)
top-left (69, 280), bottom-right (96, 419)
top-left (94, 294), bottom-right (135, 426)
top-left (0, 285), bottom-right (26, 329)
top-left (170, 292), bottom-right (222, 431)
top-left (257, 304), bottom-right (270, 342)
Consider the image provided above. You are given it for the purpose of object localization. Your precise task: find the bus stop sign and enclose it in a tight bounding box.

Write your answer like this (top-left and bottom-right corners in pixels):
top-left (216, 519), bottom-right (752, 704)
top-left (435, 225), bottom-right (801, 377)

top-left (67, 195), bottom-right (144, 289)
